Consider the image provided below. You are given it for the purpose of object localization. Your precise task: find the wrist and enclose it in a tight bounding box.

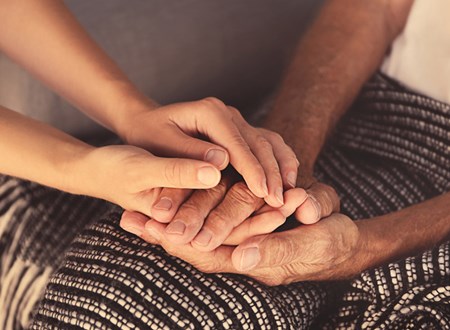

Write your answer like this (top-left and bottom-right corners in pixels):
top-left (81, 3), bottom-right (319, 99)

top-left (99, 83), bottom-right (159, 141)
top-left (62, 143), bottom-right (99, 198)
top-left (353, 218), bottom-right (394, 271)
top-left (113, 94), bottom-right (159, 142)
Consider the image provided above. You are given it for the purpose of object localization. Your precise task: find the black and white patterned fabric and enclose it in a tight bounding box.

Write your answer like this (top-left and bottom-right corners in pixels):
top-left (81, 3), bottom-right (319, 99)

top-left (1, 73), bottom-right (449, 329)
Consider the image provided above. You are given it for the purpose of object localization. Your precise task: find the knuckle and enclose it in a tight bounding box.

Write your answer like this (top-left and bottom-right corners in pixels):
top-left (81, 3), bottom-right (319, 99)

top-left (177, 201), bottom-right (201, 217)
top-left (205, 211), bottom-right (230, 233)
top-left (228, 106), bottom-right (244, 119)
top-left (230, 182), bottom-right (258, 206)
top-left (255, 134), bottom-right (273, 151)
top-left (164, 160), bottom-right (184, 186)
top-left (267, 130), bottom-right (285, 144)
top-left (202, 97), bottom-right (226, 110)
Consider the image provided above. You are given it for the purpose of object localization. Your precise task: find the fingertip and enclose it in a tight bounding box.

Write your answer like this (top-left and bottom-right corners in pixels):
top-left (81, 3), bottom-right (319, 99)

top-left (264, 195), bottom-right (283, 208)
top-left (197, 166), bottom-right (221, 187)
top-left (120, 212), bottom-right (147, 237)
top-left (285, 171), bottom-right (297, 189)
top-left (295, 196), bottom-right (321, 224)
top-left (205, 148), bottom-right (229, 169)
top-left (191, 229), bottom-right (214, 251)
top-left (151, 197), bottom-right (175, 223)
top-left (144, 219), bottom-right (165, 240)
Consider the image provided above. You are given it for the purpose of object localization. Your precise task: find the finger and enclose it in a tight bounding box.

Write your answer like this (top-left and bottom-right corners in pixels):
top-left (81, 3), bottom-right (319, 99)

top-left (191, 182), bottom-right (264, 252)
top-left (151, 188), bottom-right (193, 223)
top-left (295, 182), bottom-right (340, 224)
top-left (256, 188), bottom-right (308, 217)
top-left (163, 178), bottom-right (230, 245)
top-left (120, 210), bottom-right (148, 237)
top-left (240, 125), bottom-right (284, 208)
top-left (195, 101), bottom-right (269, 199)
top-left (145, 219), bottom-right (236, 274)
top-left (162, 127), bottom-right (230, 169)
top-left (148, 157), bottom-right (221, 189)
top-left (260, 128), bottom-right (299, 189)
top-left (223, 210), bottom-right (285, 246)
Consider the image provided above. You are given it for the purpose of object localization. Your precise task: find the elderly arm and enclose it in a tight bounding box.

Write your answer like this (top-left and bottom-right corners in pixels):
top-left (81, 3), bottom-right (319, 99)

top-left (265, 0), bottom-right (414, 180)
top-left (258, 0), bottom-right (415, 224)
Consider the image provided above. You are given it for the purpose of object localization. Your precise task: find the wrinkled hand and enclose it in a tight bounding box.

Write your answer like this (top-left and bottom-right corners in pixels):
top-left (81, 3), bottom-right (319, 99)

top-left (130, 213), bottom-right (364, 286)
top-left (121, 173), bottom-right (309, 248)
top-left (292, 170), bottom-right (341, 224)
top-left (120, 97), bottom-right (299, 207)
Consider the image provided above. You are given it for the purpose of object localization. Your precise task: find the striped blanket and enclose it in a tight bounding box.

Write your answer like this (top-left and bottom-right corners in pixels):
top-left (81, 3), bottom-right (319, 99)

top-left (1, 73), bottom-right (449, 329)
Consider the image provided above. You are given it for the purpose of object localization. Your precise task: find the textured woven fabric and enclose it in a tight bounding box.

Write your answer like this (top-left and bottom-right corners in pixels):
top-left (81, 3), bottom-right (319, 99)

top-left (0, 73), bottom-right (449, 329)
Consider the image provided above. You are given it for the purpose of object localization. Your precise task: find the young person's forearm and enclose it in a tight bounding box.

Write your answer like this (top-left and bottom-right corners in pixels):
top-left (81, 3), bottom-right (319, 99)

top-left (0, 105), bottom-right (93, 193)
top-left (0, 0), bottom-right (156, 136)
top-left (356, 192), bottom-right (450, 270)
top-left (265, 0), bottom-right (413, 175)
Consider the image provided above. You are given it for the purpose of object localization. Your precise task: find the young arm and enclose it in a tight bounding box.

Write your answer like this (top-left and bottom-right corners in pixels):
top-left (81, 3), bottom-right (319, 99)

top-left (0, 0), bottom-right (298, 207)
top-left (0, 104), bottom-right (222, 216)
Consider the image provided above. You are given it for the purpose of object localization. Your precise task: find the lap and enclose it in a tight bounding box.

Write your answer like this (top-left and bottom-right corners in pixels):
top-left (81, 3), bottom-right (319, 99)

top-left (31, 211), bottom-right (330, 329)
top-left (3, 73), bottom-right (450, 329)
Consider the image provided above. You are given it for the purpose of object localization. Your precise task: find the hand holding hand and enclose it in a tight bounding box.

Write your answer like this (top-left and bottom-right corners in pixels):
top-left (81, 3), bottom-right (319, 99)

top-left (81, 145), bottom-right (221, 216)
top-left (121, 173), bottom-right (308, 247)
top-left (120, 98), bottom-right (299, 207)
top-left (130, 213), bottom-right (364, 286)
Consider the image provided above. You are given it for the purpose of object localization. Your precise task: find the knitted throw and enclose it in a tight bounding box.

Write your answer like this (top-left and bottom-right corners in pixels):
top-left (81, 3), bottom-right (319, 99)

top-left (0, 73), bottom-right (449, 329)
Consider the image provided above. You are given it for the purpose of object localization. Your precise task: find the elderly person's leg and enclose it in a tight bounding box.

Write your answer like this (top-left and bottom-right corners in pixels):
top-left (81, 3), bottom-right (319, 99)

top-left (312, 73), bottom-right (450, 329)
top-left (31, 209), bottom-right (331, 329)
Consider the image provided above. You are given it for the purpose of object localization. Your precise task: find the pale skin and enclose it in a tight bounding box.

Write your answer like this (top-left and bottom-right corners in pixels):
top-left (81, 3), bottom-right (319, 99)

top-left (122, 0), bottom-right (450, 284)
top-left (0, 0), bottom-right (299, 211)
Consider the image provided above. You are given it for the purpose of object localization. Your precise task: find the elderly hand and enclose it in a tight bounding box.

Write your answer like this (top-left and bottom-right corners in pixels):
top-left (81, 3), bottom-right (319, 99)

top-left (120, 97), bottom-right (299, 208)
top-left (131, 213), bottom-right (364, 286)
top-left (294, 177), bottom-right (341, 224)
top-left (120, 172), bottom-right (309, 247)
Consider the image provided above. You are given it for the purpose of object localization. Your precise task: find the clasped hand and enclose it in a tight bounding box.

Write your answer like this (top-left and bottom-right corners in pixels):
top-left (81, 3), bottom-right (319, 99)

top-left (109, 96), bottom-right (355, 285)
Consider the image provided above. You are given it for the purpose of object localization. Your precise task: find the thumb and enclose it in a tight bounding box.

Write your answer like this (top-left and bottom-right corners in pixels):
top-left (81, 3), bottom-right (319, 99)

top-left (232, 232), bottom-right (299, 272)
top-left (146, 157), bottom-right (222, 189)
top-left (295, 182), bottom-right (340, 224)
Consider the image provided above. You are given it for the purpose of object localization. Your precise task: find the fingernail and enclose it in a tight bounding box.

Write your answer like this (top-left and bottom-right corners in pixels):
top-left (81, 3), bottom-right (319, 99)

top-left (276, 187), bottom-right (284, 205)
top-left (239, 247), bottom-right (261, 271)
top-left (153, 197), bottom-right (172, 211)
top-left (121, 218), bottom-right (145, 237)
top-left (197, 166), bottom-right (220, 186)
top-left (165, 221), bottom-right (186, 235)
top-left (193, 229), bottom-right (212, 246)
top-left (287, 171), bottom-right (297, 188)
top-left (261, 179), bottom-right (269, 197)
top-left (205, 149), bottom-right (227, 168)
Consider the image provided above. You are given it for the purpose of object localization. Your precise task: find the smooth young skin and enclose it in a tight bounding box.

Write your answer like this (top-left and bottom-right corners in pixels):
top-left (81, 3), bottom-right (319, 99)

top-left (123, 0), bottom-right (449, 283)
top-left (0, 0), bottom-right (298, 207)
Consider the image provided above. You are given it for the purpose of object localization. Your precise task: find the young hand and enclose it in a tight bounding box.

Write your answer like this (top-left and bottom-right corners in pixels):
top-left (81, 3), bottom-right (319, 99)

top-left (119, 98), bottom-right (299, 208)
top-left (78, 145), bottom-right (222, 217)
